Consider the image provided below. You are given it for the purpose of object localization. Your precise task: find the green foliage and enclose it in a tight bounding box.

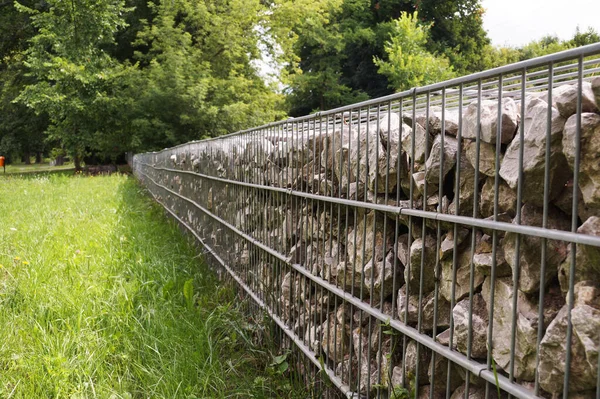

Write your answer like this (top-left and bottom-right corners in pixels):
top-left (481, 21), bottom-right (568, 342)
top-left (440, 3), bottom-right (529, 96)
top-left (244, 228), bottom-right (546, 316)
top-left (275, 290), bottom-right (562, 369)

top-left (374, 12), bottom-right (455, 91)
top-left (14, 0), bottom-right (135, 163)
top-left (417, 0), bottom-right (490, 74)
top-left (125, 0), bottom-right (286, 146)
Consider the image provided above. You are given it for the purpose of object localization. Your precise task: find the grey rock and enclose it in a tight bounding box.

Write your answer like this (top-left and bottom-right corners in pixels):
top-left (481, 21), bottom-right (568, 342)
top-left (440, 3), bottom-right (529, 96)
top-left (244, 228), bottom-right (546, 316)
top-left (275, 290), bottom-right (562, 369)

top-left (448, 154), bottom-right (477, 217)
top-left (452, 294), bottom-right (489, 358)
top-left (425, 135), bottom-right (458, 184)
top-left (439, 228), bottom-right (470, 261)
top-left (412, 171), bottom-right (439, 197)
top-left (552, 82), bottom-right (599, 119)
top-left (440, 247), bottom-right (485, 303)
top-left (464, 140), bottom-right (500, 177)
top-left (321, 316), bottom-right (348, 363)
top-left (592, 76), bottom-right (600, 106)
top-left (558, 216), bottom-right (600, 294)
top-left (396, 285), bottom-right (451, 330)
top-left (499, 97), bottom-right (570, 206)
top-left (473, 250), bottom-right (512, 278)
top-left (463, 98), bottom-right (519, 144)
top-left (397, 340), bottom-right (431, 384)
top-left (363, 251), bottom-right (402, 299)
top-left (427, 351), bottom-right (462, 396)
top-left (481, 277), bottom-right (539, 381)
top-left (563, 112), bottom-right (600, 210)
top-left (450, 385), bottom-right (499, 399)
top-left (479, 178), bottom-right (517, 218)
top-left (415, 107), bottom-right (460, 136)
top-left (552, 178), bottom-right (595, 222)
top-left (402, 122), bottom-right (431, 164)
top-left (503, 204), bottom-right (570, 294)
top-left (539, 293), bottom-right (600, 394)
top-left (404, 236), bottom-right (438, 295)
top-left (345, 211), bottom-right (392, 272)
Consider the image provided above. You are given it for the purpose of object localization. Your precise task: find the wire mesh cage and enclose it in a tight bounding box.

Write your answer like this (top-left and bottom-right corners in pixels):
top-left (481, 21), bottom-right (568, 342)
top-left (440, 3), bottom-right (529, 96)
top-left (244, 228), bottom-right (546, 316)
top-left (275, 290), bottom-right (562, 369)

top-left (133, 43), bottom-right (600, 399)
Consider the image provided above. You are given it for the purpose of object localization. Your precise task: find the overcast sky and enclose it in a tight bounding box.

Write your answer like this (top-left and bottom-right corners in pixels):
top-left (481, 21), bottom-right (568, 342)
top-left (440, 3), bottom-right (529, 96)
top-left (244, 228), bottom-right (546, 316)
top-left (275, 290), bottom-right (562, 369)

top-left (481, 0), bottom-right (600, 47)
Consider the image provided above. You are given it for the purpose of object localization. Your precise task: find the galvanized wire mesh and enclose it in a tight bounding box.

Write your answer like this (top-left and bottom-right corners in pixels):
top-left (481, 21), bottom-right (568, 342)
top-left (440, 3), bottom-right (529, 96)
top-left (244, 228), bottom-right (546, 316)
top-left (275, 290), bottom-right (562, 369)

top-left (133, 43), bottom-right (600, 399)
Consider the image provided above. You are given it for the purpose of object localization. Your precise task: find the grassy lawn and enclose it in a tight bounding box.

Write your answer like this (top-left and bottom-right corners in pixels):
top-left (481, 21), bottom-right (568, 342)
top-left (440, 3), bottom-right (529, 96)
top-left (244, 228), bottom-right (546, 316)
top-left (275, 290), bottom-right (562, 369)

top-left (0, 173), bottom-right (301, 398)
top-left (2, 162), bottom-right (75, 174)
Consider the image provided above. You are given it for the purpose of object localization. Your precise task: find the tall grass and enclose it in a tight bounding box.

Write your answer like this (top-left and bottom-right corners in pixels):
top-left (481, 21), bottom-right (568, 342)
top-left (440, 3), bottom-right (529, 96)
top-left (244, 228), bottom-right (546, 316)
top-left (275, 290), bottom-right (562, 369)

top-left (0, 173), bottom-right (303, 398)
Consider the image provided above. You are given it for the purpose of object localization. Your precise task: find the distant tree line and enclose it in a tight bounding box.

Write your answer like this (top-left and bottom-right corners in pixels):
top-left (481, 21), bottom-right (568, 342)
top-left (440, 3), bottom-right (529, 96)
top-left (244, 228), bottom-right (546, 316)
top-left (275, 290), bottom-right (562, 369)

top-left (0, 0), bottom-right (597, 166)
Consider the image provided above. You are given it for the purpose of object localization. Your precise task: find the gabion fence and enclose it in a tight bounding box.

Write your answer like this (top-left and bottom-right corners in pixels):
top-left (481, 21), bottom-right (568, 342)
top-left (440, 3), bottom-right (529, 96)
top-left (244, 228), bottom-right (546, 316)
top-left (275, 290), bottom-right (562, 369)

top-left (133, 43), bottom-right (600, 399)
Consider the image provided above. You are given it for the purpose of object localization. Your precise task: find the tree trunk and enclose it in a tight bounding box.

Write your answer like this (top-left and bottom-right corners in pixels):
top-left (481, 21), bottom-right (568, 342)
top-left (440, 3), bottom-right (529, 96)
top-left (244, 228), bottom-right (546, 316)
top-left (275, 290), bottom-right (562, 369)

top-left (55, 155), bottom-right (64, 166)
top-left (74, 156), bottom-right (82, 171)
top-left (36, 152), bottom-right (42, 164)
top-left (23, 150), bottom-right (31, 165)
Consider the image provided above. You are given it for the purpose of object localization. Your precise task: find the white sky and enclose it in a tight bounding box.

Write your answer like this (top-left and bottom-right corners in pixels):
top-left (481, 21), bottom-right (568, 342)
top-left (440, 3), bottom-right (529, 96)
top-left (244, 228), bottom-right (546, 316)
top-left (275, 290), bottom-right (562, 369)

top-left (481, 0), bottom-right (600, 47)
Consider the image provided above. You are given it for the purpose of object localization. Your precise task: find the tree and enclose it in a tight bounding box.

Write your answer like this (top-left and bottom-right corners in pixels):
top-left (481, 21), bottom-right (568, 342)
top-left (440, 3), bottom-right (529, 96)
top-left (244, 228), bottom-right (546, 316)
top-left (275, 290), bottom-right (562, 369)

top-left (417, 0), bottom-right (490, 74)
top-left (128, 0), bottom-right (286, 148)
top-left (374, 12), bottom-right (455, 91)
top-left (15, 0), bottom-right (134, 168)
top-left (0, 0), bottom-right (49, 164)
top-left (280, 0), bottom-right (490, 116)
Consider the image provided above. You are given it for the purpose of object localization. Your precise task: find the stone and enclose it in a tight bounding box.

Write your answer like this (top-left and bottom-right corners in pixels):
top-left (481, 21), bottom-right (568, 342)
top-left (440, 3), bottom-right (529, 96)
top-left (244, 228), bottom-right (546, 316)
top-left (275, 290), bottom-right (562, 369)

top-left (450, 385), bottom-right (499, 399)
top-left (396, 234), bottom-right (410, 266)
top-left (245, 138), bottom-right (274, 167)
top-left (439, 228), bottom-right (470, 261)
top-left (558, 216), bottom-right (600, 294)
top-left (397, 286), bottom-right (451, 330)
top-left (415, 107), bottom-right (459, 136)
top-left (473, 250), bottom-right (512, 278)
top-left (404, 235), bottom-right (438, 295)
top-left (464, 139), bottom-right (501, 178)
top-left (349, 116), bottom-right (408, 193)
top-left (479, 178), bottom-right (517, 218)
top-left (563, 112), bottom-right (600, 210)
top-left (402, 122), bottom-right (431, 164)
top-left (412, 171), bottom-right (439, 197)
top-left (538, 294), bottom-right (600, 394)
top-left (345, 211), bottom-right (392, 271)
top-left (428, 351), bottom-right (462, 396)
top-left (452, 294), bottom-right (489, 358)
top-left (363, 251), bottom-right (402, 300)
top-left (552, 178), bottom-right (595, 222)
top-left (463, 98), bottom-right (519, 144)
top-left (321, 316), bottom-right (348, 363)
top-left (503, 204), bottom-right (570, 294)
top-left (440, 247), bottom-right (485, 303)
top-left (592, 76), bottom-right (600, 105)
top-left (481, 277), bottom-right (539, 381)
top-left (436, 329), bottom-right (450, 347)
top-left (448, 154), bottom-right (477, 217)
top-left (552, 82), bottom-right (599, 119)
top-left (499, 97), bottom-right (570, 206)
top-left (480, 213), bottom-right (513, 237)
top-left (425, 135), bottom-right (458, 184)
top-left (397, 340), bottom-right (431, 384)
top-left (321, 127), bottom-right (359, 194)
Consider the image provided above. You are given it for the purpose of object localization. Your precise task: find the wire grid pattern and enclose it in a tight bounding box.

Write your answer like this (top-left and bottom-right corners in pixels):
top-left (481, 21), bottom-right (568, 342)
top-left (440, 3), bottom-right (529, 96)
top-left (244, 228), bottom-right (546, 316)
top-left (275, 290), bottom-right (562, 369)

top-left (133, 43), bottom-right (600, 399)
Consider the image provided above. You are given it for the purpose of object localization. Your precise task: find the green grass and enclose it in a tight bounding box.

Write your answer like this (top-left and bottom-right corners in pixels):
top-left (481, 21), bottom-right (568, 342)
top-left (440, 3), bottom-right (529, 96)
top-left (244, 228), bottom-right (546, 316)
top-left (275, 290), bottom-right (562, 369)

top-left (0, 173), bottom-right (303, 398)
top-left (2, 162), bottom-right (75, 174)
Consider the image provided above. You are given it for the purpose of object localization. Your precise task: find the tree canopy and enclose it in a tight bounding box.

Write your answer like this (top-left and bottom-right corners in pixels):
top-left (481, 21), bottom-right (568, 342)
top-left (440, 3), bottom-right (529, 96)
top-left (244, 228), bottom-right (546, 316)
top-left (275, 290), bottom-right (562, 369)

top-left (0, 0), bottom-right (597, 165)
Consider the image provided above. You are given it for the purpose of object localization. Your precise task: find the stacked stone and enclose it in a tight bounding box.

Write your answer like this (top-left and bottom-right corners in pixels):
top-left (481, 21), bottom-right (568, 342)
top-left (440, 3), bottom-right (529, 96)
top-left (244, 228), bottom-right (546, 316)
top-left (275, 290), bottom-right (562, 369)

top-left (138, 78), bottom-right (600, 398)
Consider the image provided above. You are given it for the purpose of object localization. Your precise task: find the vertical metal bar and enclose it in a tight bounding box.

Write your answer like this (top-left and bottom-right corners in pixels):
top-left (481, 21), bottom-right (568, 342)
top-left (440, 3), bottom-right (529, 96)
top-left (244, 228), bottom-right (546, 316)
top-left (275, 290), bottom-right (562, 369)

top-left (563, 54), bottom-right (584, 399)
top-left (509, 69), bottom-right (526, 383)
top-left (534, 62), bottom-right (553, 396)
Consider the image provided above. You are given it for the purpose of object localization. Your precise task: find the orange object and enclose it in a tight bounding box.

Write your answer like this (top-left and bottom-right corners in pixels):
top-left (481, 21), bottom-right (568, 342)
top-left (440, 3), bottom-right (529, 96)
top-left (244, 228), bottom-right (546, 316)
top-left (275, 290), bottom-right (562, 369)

top-left (0, 156), bottom-right (5, 167)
